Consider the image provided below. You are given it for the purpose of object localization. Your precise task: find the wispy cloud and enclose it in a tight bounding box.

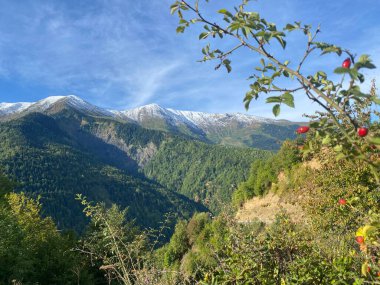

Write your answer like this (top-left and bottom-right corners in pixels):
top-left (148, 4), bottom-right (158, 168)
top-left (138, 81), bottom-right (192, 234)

top-left (0, 0), bottom-right (184, 107)
top-left (0, 0), bottom-right (378, 120)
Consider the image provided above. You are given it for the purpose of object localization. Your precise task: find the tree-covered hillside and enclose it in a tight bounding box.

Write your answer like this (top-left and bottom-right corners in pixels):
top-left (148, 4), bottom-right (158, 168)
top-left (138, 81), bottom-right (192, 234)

top-left (144, 138), bottom-right (271, 212)
top-left (0, 112), bottom-right (206, 232)
top-left (0, 109), bottom-right (270, 231)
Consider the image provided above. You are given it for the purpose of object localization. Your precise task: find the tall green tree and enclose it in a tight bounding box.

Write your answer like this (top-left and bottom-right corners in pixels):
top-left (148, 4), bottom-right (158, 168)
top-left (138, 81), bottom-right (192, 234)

top-left (0, 173), bottom-right (93, 284)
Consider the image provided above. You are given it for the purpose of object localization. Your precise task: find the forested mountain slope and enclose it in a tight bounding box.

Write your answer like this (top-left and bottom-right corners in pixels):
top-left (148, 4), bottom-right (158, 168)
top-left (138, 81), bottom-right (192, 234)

top-left (0, 95), bottom-right (301, 150)
top-left (0, 111), bottom-right (205, 231)
top-left (0, 104), bottom-right (271, 231)
top-left (114, 103), bottom-right (301, 150)
top-left (144, 139), bottom-right (271, 212)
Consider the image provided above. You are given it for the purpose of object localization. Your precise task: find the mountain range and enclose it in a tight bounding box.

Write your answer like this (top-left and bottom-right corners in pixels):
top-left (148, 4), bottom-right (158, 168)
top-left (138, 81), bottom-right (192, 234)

top-left (0, 95), bottom-right (300, 150)
top-left (0, 95), bottom-right (300, 232)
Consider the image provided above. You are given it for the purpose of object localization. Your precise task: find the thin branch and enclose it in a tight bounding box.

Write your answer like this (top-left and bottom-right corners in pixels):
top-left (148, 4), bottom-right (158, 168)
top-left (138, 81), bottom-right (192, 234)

top-left (221, 43), bottom-right (244, 58)
top-left (267, 86), bottom-right (304, 93)
top-left (297, 26), bottom-right (320, 72)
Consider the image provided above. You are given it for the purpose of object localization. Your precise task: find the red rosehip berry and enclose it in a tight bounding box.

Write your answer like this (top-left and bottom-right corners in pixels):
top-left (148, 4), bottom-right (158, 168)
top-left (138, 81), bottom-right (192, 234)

top-left (356, 236), bottom-right (364, 244)
top-left (338, 198), bottom-right (347, 205)
top-left (358, 127), bottom-right (369, 137)
top-left (342, 58), bottom-right (351, 69)
top-left (296, 126), bottom-right (310, 134)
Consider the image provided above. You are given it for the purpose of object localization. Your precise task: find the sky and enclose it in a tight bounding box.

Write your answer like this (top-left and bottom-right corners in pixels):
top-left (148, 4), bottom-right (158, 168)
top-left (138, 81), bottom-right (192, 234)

top-left (0, 0), bottom-right (379, 120)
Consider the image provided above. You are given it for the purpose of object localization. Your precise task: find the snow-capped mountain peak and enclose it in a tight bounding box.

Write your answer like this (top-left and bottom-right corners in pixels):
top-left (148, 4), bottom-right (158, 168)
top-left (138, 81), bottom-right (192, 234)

top-left (31, 95), bottom-right (91, 110)
top-left (113, 103), bottom-right (278, 129)
top-left (0, 102), bottom-right (33, 115)
top-left (29, 96), bottom-right (69, 111)
top-left (0, 96), bottom-right (291, 129)
top-left (0, 95), bottom-right (113, 117)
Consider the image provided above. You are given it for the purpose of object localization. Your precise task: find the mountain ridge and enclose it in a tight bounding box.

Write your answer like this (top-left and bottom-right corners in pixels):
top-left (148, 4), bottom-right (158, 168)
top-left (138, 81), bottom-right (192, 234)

top-left (0, 95), bottom-right (300, 125)
top-left (0, 95), bottom-right (301, 150)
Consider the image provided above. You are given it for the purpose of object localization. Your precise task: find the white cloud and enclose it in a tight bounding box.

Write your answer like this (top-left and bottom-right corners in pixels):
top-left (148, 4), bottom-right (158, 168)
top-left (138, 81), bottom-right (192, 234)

top-left (0, 0), bottom-right (378, 122)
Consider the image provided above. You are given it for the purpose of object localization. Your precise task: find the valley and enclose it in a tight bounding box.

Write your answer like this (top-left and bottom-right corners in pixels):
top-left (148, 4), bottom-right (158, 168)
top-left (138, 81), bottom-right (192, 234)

top-left (0, 95), bottom-right (295, 232)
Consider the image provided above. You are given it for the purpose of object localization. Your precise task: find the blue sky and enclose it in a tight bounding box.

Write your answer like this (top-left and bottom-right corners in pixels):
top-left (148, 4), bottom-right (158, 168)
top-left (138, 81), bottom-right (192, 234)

top-left (0, 0), bottom-right (379, 120)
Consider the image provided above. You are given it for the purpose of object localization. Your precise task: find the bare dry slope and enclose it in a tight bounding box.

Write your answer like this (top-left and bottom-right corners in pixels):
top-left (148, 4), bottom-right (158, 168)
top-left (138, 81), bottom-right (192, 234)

top-left (235, 160), bottom-right (321, 224)
top-left (235, 192), bottom-right (304, 224)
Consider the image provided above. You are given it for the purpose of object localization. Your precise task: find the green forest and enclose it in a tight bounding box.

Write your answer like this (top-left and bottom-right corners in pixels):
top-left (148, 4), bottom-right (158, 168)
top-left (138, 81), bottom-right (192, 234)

top-left (2, 136), bottom-right (380, 284)
top-left (144, 138), bottom-right (270, 213)
top-left (1, 0), bottom-right (380, 284)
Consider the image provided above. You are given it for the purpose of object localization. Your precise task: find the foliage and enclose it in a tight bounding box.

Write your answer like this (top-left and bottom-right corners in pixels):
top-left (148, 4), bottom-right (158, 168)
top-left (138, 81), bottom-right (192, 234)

top-left (200, 214), bottom-right (362, 285)
top-left (1, 1), bottom-right (380, 283)
top-left (170, 1), bottom-right (380, 281)
top-left (77, 195), bottom-right (150, 285)
top-left (157, 212), bottom-right (230, 283)
top-left (170, 0), bottom-right (379, 181)
top-left (0, 173), bottom-right (93, 284)
top-left (232, 140), bottom-right (301, 206)
top-left (165, 153), bottom-right (379, 284)
top-left (0, 112), bottom-right (206, 232)
top-left (144, 138), bottom-right (270, 213)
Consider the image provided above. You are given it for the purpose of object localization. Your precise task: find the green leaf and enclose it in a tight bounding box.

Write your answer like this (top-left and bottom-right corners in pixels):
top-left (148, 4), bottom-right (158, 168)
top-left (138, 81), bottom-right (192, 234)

top-left (176, 26), bottom-right (185, 33)
top-left (282, 92), bottom-right (294, 108)
top-left (372, 97), bottom-right (380, 105)
top-left (272, 104), bottom-right (280, 117)
top-left (333, 145), bottom-right (343, 152)
top-left (223, 59), bottom-right (232, 73)
top-left (333, 67), bottom-right (350, 74)
top-left (170, 4), bottom-right (179, 15)
top-left (358, 73), bottom-right (365, 83)
top-left (322, 135), bottom-right (331, 145)
top-left (361, 263), bottom-right (369, 277)
top-left (348, 69), bottom-right (359, 80)
top-left (218, 9), bottom-right (233, 18)
top-left (313, 42), bottom-right (342, 56)
top-left (354, 54), bottom-right (376, 70)
top-left (309, 121), bottom-right (320, 128)
top-left (335, 153), bottom-right (346, 161)
top-left (284, 24), bottom-right (296, 31)
top-left (242, 26), bottom-right (251, 38)
top-left (266, 96), bottom-right (282, 103)
top-left (369, 137), bottom-right (380, 145)
top-left (199, 32), bottom-right (209, 40)
top-left (274, 35), bottom-right (286, 49)
top-left (243, 91), bottom-right (257, 110)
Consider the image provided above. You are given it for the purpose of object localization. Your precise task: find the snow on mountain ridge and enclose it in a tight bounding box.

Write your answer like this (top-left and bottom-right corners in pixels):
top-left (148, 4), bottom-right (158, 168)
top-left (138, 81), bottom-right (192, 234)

top-left (169, 109), bottom-right (274, 127)
top-left (112, 103), bottom-right (279, 130)
top-left (113, 104), bottom-right (199, 128)
top-left (0, 96), bottom-right (279, 128)
top-left (0, 95), bottom-right (113, 117)
top-left (0, 102), bottom-right (33, 115)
